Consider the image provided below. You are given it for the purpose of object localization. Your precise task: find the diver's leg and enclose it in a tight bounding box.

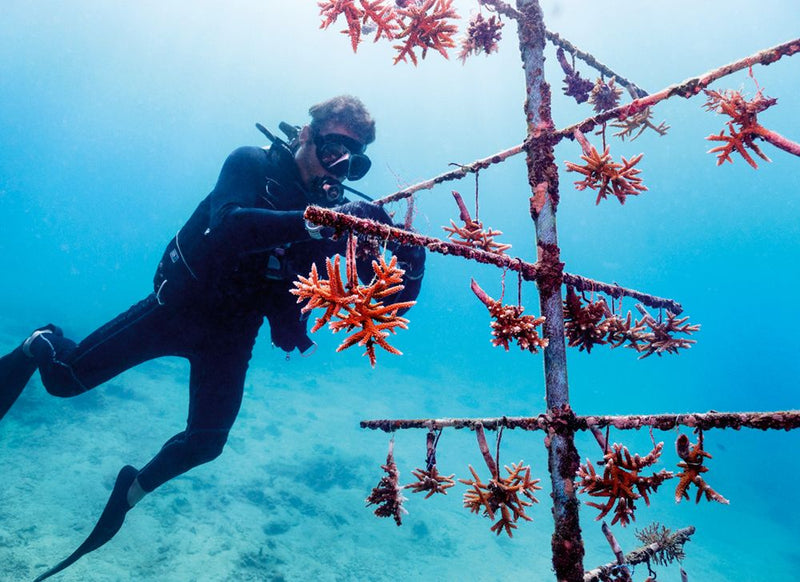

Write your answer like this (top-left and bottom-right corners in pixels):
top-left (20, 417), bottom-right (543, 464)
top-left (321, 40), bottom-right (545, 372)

top-left (38, 320), bottom-right (259, 581)
top-left (30, 295), bottom-right (180, 398)
top-left (31, 300), bottom-right (203, 580)
top-left (0, 324), bottom-right (63, 421)
top-left (134, 337), bottom-right (254, 494)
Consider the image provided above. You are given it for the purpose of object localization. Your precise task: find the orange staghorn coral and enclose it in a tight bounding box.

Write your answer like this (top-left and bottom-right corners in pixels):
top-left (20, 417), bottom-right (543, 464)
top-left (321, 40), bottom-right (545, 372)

top-left (393, 0), bottom-right (459, 65)
top-left (565, 129), bottom-right (647, 205)
top-left (460, 462), bottom-right (542, 537)
top-left (471, 279), bottom-right (548, 353)
top-left (406, 429), bottom-right (455, 498)
top-left (459, 426), bottom-right (541, 537)
top-left (674, 433), bottom-right (729, 505)
top-left (577, 442), bottom-right (673, 527)
top-left (318, 0), bottom-right (400, 52)
top-left (291, 235), bottom-right (415, 367)
top-left (443, 190), bottom-right (511, 253)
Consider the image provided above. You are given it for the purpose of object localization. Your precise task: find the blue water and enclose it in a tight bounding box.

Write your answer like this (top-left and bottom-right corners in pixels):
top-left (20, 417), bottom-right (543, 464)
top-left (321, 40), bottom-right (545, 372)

top-left (2, 1), bottom-right (799, 580)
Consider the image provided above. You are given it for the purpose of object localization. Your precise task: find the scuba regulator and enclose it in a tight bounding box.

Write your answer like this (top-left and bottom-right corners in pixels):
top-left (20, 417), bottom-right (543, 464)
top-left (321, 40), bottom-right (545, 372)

top-left (255, 122), bottom-right (373, 207)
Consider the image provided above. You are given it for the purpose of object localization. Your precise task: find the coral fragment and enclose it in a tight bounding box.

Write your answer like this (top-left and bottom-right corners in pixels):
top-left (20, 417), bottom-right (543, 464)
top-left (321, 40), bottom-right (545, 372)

top-left (565, 130), bottom-right (647, 205)
top-left (674, 433), bottom-right (729, 505)
top-left (577, 442), bottom-right (673, 527)
top-left (457, 12), bottom-right (503, 63)
top-left (366, 439), bottom-right (408, 524)
top-left (291, 234), bottom-right (415, 367)
top-left (471, 279), bottom-right (548, 353)
top-left (442, 190), bottom-right (511, 253)
top-left (393, 0), bottom-right (459, 65)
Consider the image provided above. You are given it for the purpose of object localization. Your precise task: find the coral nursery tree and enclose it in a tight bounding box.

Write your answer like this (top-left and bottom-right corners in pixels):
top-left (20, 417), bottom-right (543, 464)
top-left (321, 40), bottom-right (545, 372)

top-left (306, 1), bottom-right (800, 580)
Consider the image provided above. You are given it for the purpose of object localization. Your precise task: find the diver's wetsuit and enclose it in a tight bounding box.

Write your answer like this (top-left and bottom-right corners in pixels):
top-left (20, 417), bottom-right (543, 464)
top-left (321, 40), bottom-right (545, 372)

top-left (26, 144), bottom-right (424, 494)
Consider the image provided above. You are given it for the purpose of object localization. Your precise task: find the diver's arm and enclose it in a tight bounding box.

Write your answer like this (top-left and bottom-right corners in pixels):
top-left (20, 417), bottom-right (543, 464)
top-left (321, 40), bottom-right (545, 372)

top-left (207, 146), bottom-right (269, 229)
top-left (213, 206), bottom-right (314, 252)
top-left (205, 146), bottom-right (317, 252)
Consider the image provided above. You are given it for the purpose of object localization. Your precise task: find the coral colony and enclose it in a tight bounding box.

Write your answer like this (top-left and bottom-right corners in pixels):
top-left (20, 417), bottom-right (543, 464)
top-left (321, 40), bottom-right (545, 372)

top-left (577, 442), bottom-right (673, 527)
top-left (307, 1), bottom-right (800, 580)
top-left (442, 190), bottom-right (511, 253)
top-left (290, 234), bottom-right (414, 367)
top-left (458, 425), bottom-right (541, 537)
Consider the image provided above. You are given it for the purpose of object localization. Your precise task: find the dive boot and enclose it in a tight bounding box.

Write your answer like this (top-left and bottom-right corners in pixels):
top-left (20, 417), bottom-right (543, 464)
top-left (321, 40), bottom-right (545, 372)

top-left (33, 465), bottom-right (139, 581)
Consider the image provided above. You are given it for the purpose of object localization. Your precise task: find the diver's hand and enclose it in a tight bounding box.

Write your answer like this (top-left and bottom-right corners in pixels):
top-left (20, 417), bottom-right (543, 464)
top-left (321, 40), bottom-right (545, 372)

top-left (306, 201), bottom-right (391, 241)
top-left (394, 242), bottom-right (425, 280)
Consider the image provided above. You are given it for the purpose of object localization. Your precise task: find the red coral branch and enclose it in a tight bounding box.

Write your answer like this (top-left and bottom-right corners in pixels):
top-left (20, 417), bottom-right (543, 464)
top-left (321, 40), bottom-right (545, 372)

top-left (703, 81), bottom-right (776, 168)
top-left (703, 71), bottom-right (800, 168)
top-left (459, 425), bottom-right (541, 537)
top-left (318, 0), bottom-right (399, 52)
top-left (674, 433), bottom-right (729, 505)
top-left (577, 442), bottom-right (673, 527)
top-left (291, 234), bottom-right (415, 367)
top-left (393, 0), bottom-right (459, 65)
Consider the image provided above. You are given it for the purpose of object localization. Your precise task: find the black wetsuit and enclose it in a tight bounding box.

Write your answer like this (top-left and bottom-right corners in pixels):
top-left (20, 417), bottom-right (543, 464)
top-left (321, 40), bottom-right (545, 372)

top-left (27, 144), bottom-right (424, 494)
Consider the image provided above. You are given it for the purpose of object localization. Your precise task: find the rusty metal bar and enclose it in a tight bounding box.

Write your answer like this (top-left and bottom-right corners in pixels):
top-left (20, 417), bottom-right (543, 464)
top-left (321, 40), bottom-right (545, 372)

top-left (304, 206), bottom-right (684, 313)
top-left (515, 1), bottom-right (584, 580)
top-left (359, 410), bottom-right (800, 432)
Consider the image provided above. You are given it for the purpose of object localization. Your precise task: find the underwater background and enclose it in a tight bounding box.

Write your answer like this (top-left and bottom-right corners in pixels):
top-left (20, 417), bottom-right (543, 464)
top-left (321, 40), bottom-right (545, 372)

top-left (1, 1), bottom-right (799, 580)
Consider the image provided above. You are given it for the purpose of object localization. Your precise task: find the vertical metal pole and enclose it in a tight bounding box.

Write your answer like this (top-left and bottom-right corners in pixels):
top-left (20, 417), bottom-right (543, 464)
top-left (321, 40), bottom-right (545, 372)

top-left (514, 1), bottom-right (584, 579)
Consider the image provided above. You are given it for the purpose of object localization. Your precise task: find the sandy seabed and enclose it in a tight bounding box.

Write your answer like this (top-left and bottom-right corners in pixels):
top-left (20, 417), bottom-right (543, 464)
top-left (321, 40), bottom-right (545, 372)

top-left (1, 328), bottom-right (797, 582)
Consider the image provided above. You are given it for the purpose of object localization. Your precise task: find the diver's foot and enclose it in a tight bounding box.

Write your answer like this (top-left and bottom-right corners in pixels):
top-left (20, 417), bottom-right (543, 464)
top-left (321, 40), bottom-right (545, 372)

top-left (80, 465), bottom-right (138, 553)
top-left (33, 465), bottom-right (139, 582)
top-left (0, 347), bottom-right (38, 421)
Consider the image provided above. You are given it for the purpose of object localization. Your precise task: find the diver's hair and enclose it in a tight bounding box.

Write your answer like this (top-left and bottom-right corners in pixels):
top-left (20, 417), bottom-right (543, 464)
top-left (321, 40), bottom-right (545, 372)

top-left (308, 95), bottom-right (376, 145)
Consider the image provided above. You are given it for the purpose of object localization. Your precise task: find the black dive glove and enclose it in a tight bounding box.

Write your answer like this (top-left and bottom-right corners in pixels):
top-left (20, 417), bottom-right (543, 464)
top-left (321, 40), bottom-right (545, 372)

top-left (393, 240), bottom-right (426, 280)
top-left (306, 200), bottom-right (392, 240)
top-left (335, 201), bottom-right (425, 279)
top-left (307, 200), bottom-right (426, 281)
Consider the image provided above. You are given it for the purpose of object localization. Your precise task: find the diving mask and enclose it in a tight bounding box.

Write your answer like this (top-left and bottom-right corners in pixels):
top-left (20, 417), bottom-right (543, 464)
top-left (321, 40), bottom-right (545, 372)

top-left (313, 132), bottom-right (371, 181)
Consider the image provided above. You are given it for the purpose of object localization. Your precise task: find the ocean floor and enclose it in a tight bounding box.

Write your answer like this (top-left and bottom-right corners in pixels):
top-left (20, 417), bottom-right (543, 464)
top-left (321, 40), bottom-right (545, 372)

top-left (1, 327), bottom-right (798, 581)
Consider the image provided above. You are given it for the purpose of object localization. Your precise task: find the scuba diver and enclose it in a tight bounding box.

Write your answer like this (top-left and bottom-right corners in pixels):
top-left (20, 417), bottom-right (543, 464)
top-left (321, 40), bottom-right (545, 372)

top-left (0, 95), bottom-right (425, 580)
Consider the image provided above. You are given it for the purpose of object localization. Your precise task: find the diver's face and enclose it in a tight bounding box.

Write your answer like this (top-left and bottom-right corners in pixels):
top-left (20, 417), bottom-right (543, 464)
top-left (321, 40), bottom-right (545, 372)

top-left (295, 122), bottom-right (365, 187)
